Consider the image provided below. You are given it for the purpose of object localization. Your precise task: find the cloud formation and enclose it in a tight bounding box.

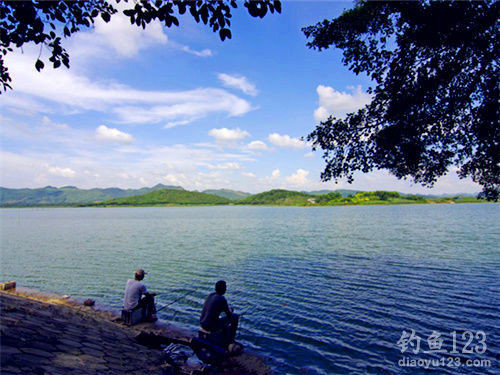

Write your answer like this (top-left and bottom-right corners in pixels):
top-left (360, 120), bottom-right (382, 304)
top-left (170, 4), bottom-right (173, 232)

top-left (95, 125), bottom-right (133, 144)
top-left (180, 45), bottom-right (213, 57)
top-left (69, 2), bottom-right (211, 60)
top-left (268, 133), bottom-right (307, 149)
top-left (4, 52), bottom-right (252, 125)
top-left (218, 73), bottom-right (258, 96)
top-left (246, 140), bottom-right (269, 151)
top-left (314, 85), bottom-right (371, 123)
top-left (208, 128), bottom-right (250, 143)
top-left (286, 169), bottom-right (310, 186)
top-left (207, 162), bottom-right (242, 170)
top-left (93, 7), bottom-right (167, 57)
top-left (48, 166), bottom-right (76, 178)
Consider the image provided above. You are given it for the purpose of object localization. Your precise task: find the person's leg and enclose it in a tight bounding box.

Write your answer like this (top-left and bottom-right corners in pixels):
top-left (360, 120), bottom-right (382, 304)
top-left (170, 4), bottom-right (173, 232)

top-left (138, 294), bottom-right (156, 321)
top-left (228, 313), bottom-right (239, 343)
top-left (217, 314), bottom-right (239, 344)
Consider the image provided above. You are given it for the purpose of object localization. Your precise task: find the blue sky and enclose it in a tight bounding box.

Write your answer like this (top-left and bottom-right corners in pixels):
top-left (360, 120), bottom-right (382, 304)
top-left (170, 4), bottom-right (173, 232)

top-left (0, 1), bottom-right (480, 194)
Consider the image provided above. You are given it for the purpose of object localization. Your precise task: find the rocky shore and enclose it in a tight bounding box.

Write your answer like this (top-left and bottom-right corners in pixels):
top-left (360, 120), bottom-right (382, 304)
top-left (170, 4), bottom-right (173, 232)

top-left (1, 291), bottom-right (167, 374)
top-left (0, 288), bottom-right (270, 374)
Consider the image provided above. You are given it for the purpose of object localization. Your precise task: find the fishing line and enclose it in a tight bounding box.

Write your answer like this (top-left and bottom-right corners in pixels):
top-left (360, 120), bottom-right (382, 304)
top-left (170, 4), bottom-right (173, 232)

top-left (156, 288), bottom-right (198, 312)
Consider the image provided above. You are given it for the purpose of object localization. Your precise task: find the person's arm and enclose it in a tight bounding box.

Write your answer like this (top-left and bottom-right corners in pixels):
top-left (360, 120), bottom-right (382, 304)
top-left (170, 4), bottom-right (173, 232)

top-left (142, 284), bottom-right (157, 298)
top-left (223, 298), bottom-right (233, 316)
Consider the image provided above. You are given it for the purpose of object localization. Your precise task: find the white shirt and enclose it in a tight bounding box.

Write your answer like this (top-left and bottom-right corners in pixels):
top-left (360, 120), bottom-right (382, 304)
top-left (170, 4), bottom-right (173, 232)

top-left (123, 279), bottom-right (147, 311)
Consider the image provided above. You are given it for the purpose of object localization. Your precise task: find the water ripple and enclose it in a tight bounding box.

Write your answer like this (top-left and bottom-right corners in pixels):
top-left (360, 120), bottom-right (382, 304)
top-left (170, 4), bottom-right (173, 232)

top-left (1, 204), bottom-right (499, 374)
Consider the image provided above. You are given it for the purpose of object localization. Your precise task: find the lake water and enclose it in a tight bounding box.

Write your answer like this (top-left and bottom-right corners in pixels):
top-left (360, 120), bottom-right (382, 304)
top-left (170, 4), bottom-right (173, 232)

top-left (1, 204), bottom-right (498, 374)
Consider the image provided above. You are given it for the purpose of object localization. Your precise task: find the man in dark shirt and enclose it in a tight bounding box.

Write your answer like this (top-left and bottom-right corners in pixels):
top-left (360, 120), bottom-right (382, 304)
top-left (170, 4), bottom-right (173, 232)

top-left (200, 280), bottom-right (239, 344)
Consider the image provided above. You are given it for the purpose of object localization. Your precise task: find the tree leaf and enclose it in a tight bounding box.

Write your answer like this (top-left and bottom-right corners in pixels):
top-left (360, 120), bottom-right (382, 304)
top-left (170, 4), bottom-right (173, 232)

top-left (220, 28), bottom-right (231, 41)
top-left (35, 59), bottom-right (44, 72)
top-left (101, 12), bottom-right (111, 22)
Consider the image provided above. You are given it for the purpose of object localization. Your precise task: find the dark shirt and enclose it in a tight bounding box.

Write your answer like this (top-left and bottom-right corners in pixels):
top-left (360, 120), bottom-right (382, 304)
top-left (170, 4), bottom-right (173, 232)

top-left (200, 292), bottom-right (230, 330)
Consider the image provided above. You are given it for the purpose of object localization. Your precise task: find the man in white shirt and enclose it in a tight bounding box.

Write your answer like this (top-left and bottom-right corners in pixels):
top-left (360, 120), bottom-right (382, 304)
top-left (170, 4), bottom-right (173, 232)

top-left (123, 269), bottom-right (157, 322)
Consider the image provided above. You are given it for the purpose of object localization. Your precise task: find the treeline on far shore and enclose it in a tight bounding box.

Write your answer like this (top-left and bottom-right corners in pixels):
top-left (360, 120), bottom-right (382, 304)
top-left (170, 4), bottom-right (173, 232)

top-left (0, 188), bottom-right (488, 208)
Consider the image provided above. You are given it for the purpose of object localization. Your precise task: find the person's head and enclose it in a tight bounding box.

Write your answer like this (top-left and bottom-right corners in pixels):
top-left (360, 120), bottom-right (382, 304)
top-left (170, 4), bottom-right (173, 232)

top-left (215, 280), bottom-right (227, 295)
top-left (135, 269), bottom-right (147, 281)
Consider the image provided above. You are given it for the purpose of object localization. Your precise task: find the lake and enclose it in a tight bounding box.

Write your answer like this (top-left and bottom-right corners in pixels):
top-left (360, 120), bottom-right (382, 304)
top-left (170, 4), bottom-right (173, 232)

top-left (1, 204), bottom-right (498, 374)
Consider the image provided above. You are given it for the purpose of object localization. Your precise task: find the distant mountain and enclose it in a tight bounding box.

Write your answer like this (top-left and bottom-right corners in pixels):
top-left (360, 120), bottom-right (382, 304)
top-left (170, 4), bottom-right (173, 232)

top-left (87, 189), bottom-right (231, 206)
top-left (236, 189), bottom-right (314, 205)
top-left (0, 184), bottom-right (482, 207)
top-left (0, 184), bottom-right (183, 206)
top-left (202, 189), bottom-right (251, 201)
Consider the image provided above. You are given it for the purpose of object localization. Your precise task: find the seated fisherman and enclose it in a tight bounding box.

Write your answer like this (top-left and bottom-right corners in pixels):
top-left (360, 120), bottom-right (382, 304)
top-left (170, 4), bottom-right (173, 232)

top-left (123, 269), bottom-right (157, 322)
top-left (200, 280), bottom-right (239, 344)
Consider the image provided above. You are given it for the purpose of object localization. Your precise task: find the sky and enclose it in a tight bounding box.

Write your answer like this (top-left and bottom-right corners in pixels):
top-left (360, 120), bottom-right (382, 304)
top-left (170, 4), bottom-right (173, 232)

top-left (0, 1), bottom-right (481, 195)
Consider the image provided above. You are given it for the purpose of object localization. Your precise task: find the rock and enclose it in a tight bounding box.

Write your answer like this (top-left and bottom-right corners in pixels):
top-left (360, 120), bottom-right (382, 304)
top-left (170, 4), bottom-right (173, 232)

top-left (0, 281), bottom-right (16, 291)
top-left (19, 347), bottom-right (53, 358)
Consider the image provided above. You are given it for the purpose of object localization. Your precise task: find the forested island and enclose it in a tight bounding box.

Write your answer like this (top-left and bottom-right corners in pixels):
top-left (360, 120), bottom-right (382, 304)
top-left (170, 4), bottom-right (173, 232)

top-left (0, 186), bottom-right (486, 208)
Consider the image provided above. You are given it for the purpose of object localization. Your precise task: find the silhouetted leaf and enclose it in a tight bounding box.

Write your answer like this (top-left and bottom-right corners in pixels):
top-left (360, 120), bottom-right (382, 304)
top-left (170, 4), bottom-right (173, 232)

top-left (101, 12), bottom-right (110, 22)
top-left (35, 59), bottom-right (44, 72)
top-left (220, 28), bottom-right (231, 41)
top-left (274, 1), bottom-right (281, 13)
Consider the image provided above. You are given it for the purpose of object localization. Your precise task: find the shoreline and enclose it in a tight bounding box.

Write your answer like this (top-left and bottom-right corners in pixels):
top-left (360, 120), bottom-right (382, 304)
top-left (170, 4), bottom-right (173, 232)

top-left (0, 286), bottom-right (271, 374)
top-left (1, 200), bottom-right (493, 209)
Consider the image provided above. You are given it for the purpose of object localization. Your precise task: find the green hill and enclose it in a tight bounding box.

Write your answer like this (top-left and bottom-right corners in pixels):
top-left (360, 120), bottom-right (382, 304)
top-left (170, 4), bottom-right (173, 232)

top-left (236, 189), bottom-right (314, 205)
top-left (306, 189), bottom-right (361, 197)
top-left (235, 189), bottom-right (481, 206)
top-left (86, 189), bottom-right (231, 206)
top-left (202, 189), bottom-right (251, 201)
top-left (0, 184), bottom-right (182, 206)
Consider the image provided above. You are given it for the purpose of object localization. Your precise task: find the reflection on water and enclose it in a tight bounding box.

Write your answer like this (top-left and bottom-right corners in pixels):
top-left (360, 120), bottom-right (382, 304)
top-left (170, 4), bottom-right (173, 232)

top-left (1, 204), bottom-right (499, 374)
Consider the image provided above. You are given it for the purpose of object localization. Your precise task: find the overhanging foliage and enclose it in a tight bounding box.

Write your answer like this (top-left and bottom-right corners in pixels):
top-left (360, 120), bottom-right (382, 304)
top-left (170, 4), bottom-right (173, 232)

top-left (0, 0), bottom-right (281, 92)
top-left (303, 1), bottom-right (499, 200)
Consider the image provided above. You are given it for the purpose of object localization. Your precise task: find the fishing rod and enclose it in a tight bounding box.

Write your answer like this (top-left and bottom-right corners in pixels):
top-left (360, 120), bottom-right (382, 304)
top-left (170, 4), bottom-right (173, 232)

top-left (156, 288), bottom-right (197, 313)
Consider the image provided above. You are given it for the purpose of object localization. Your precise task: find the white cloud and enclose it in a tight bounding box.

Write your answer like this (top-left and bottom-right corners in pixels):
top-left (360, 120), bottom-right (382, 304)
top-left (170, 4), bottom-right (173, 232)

top-left (68, 5), bottom-right (211, 61)
top-left (242, 172), bottom-right (256, 178)
top-left (93, 6), bottom-right (167, 57)
top-left (246, 140), bottom-right (269, 151)
top-left (304, 152), bottom-right (315, 158)
top-left (48, 166), bottom-right (76, 178)
top-left (95, 125), bottom-right (133, 144)
top-left (314, 85), bottom-right (371, 123)
top-left (117, 172), bottom-right (131, 179)
top-left (268, 133), bottom-right (307, 149)
top-left (272, 169), bottom-right (280, 178)
top-left (41, 116), bottom-right (68, 129)
top-left (163, 174), bottom-right (183, 185)
top-left (207, 162), bottom-right (242, 170)
top-left (218, 73), bottom-right (258, 96)
top-left (181, 45), bottom-right (213, 57)
top-left (4, 52), bottom-right (253, 125)
top-left (208, 128), bottom-right (250, 143)
top-left (286, 169), bottom-right (310, 186)
top-left (164, 120), bottom-right (191, 129)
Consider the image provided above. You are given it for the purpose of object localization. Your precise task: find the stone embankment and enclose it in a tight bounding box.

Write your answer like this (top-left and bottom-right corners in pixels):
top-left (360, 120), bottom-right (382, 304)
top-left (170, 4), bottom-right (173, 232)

top-left (1, 291), bottom-right (165, 374)
top-left (0, 287), bottom-right (271, 375)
